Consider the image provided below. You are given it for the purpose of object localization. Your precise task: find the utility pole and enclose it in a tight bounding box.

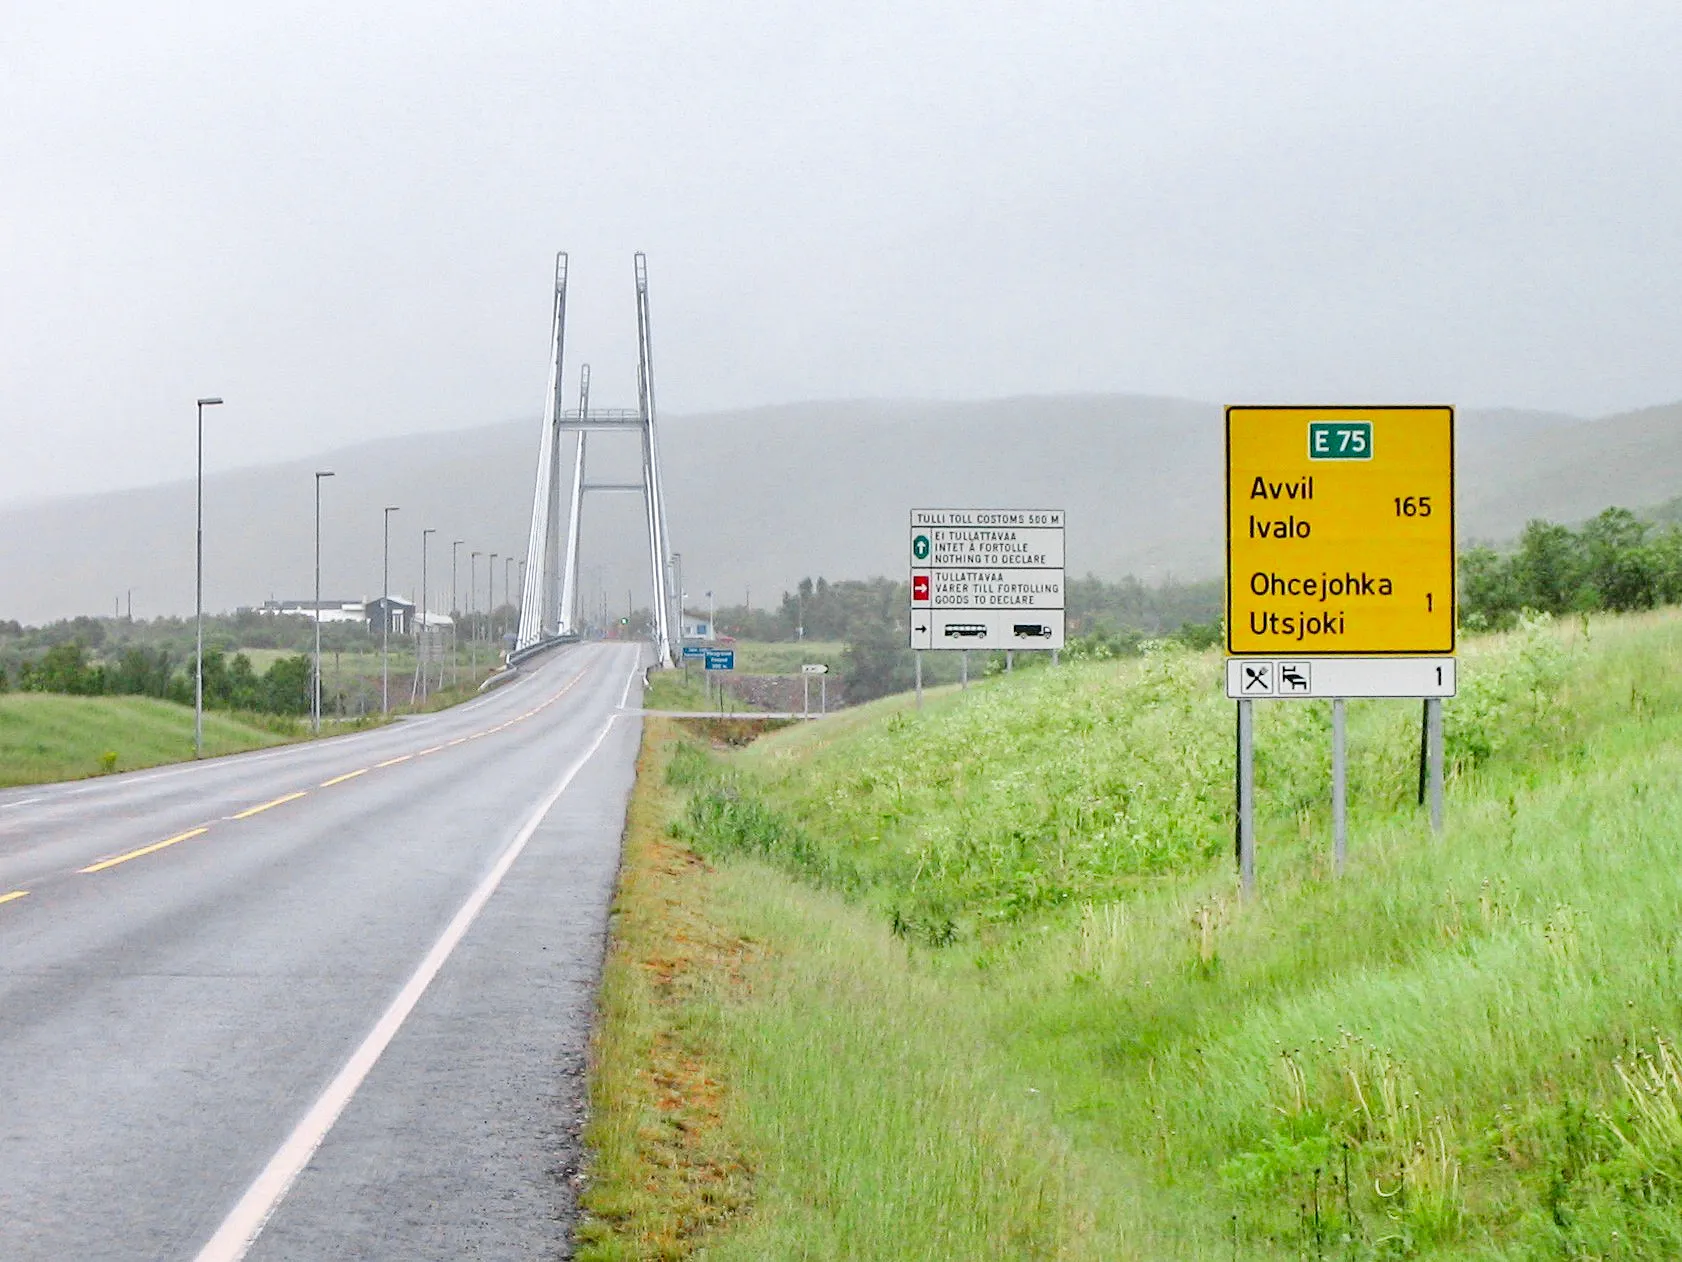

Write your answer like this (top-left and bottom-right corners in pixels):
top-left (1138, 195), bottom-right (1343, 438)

top-left (382, 505), bottom-right (400, 713)
top-left (489, 553), bottom-right (499, 644)
top-left (194, 396), bottom-right (223, 758)
top-left (313, 470), bottom-right (335, 734)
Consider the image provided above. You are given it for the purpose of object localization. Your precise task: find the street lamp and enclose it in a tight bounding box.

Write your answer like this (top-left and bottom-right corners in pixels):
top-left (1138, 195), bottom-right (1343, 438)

top-left (671, 552), bottom-right (683, 642)
top-left (451, 540), bottom-right (464, 687)
top-left (313, 470), bottom-right (335, 734)
top-left (194, 396), bottom-right (223, 758)
top-left (489, 553), bottom-right (499, 643)
top-left (420, 527), bottom-right (435, 701)
top-left (505, 556), bottom-right (516, 644)
top-left (382, 505), bottom-right (400, 713)
top-left (470, 551), bottom-right (483, 681)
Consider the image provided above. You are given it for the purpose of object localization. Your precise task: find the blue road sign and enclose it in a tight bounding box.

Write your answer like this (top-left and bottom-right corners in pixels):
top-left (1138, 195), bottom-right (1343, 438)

top-left (681, 644), bottom-right (705, 658)
top-left (703, 649), bottom-right (735, 671)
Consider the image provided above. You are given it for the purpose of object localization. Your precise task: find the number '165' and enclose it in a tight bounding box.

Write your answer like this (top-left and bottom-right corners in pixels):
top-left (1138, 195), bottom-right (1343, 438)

top-left (1394, 496), bottom-right (1432, 517)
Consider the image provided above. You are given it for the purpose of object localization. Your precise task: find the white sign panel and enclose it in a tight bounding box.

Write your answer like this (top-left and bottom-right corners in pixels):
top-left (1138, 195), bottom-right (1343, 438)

top-left (910, 509), bottom-right (1064, 650)
top-left (1225, 657), bottom-right (1456, 699)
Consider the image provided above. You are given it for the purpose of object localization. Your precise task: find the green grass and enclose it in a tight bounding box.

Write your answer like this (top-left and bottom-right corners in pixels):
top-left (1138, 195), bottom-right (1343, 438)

top-left (0, 693), bottom-right (296, 786)
top-left (722, 641), bottom-right (847, 675)
top-left (646, 671), bottom-right (728, 712)
top-left (584, 609), bottom-right (1682, 1258)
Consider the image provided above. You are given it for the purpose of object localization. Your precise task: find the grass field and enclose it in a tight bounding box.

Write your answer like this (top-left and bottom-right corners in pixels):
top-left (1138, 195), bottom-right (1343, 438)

top-left (0, 694), bottom-right (296, 787)
top-left (724, 641), bottom-right (847, 675)
top-left (583, 609), bottom-right (1682, 1259)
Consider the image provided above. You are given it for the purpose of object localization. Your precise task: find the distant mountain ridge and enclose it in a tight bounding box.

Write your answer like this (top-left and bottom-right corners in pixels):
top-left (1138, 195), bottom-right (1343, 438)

top-left (0, 394), bottom-right (1677, 624)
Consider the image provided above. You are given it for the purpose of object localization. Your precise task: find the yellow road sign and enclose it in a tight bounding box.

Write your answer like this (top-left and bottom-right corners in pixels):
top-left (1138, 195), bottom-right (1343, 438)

top-left (1226, 405), bottom-right (1454, 656)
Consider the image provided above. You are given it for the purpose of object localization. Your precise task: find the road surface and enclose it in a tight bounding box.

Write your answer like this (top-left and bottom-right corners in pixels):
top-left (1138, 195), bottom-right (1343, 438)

top-left (0, 640), bottom-right (645, 1259)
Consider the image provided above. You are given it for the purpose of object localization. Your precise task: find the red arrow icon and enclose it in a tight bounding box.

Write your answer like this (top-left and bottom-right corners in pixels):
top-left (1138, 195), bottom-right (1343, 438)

top-left (911, 574), bottom-right (930, 603)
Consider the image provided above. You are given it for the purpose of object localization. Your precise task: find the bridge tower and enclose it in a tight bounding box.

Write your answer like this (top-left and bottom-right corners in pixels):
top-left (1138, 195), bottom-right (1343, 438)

top-left (516, 253), bottom-right (678, 667)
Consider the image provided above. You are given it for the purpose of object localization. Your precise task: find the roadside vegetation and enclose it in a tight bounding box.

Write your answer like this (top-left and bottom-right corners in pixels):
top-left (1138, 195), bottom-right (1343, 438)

top-left (0, 609), bottom-right (519, 788)
top-left (585, 605), bottom-right (1682, 1258)
top-left (0, 609), bottom-right (512, 719)
top-left (0, 693), bottom-right (295, 786)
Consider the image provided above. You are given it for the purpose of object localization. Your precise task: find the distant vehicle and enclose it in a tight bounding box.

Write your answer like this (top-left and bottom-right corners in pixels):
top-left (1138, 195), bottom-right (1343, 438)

top-left (944, 623), bottom-right (988, 638)
top-left (1013, 623), bottom-right (1054, 638)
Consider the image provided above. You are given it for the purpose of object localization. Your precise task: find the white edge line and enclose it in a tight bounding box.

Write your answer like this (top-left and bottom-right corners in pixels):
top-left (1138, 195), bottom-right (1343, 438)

top-left (193, 706), bottom-right (626, 1262)
top-left (618, 643), bottom-right (643, 711)
top-left (0, 797), bottom-right (44, 811)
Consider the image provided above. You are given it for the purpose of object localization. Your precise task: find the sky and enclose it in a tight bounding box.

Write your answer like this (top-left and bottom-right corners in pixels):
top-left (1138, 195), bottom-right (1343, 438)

top-left (3, 0), bottom-right (1681, 505)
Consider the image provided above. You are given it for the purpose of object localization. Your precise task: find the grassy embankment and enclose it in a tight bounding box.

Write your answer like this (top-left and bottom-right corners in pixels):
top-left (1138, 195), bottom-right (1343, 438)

top-left (0, 694), bottom-right (296, 787)
top-left (0, 645), bottom-right (505, 790)
top-left (582, 609), bottom-right (1682, 1259)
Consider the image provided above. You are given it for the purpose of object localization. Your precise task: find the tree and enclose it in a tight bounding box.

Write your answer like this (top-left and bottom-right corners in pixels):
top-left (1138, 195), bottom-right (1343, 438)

top-left (1512, 520), bottom-right (1588, 613)
top-left (844, 627), bottom-right (917, 702)
top-left (23, 642), bottom-right (105, 695)
top-left (260, 655), bottom-right (313, 716)
top-left (1581, 507), bottom-right (1658, 612)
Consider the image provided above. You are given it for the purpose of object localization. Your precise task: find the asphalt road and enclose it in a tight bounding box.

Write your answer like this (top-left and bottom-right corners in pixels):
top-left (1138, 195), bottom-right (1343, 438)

top-left (0, 640), bottom-right (646, 1260)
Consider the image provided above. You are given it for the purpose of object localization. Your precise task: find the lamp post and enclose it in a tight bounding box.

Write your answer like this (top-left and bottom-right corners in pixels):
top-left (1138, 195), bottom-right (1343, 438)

top-left (382, 505), bottom-right (400, 713)
top-left (313, 470), bottom-right (335, 734)
top-left (420, 528), bottom-right (435, 701)
top-left (194, 396), bottom-right (223, 758)
top-left (489, 553), bottom-right (499, 644)
top-left (707, 590), bottom-right (715, 641)
top-left (451, 539), bottom-right (464, 687)
top-left (671, 552), bottom-right (683, 643)
top-left (504, 555), bottom-right (515, 647)
top-left (507, 562), bottom-right (521, 646)
top-left (471, 551), bottom-right (482, 682)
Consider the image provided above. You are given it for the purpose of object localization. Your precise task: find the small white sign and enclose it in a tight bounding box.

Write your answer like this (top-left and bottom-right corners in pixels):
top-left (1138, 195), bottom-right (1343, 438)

top-left (1225, 657), bottom-right (1456, 699)
top-left (801, 663), bottom-right (829, 675)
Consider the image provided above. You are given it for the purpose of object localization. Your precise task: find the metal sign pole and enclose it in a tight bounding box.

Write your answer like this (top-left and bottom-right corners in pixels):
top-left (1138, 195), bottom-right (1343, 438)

top-left (803, 674), bottom-right (809, 718)
top-left (821, 675), bottom-right (827, 715)
top-left (961, 650), bottom-right (968, 690)
top-left (1416, 699), bottom-right (1428, 805)
top-left (915, 650), bottom-right (923, 710)
top-left (1332, 698), bottom-right (1347, 875)
top-left (1428, 697), bottom-right (1444, 833)
top-left (1238, 699), bottom-right (1255, 895)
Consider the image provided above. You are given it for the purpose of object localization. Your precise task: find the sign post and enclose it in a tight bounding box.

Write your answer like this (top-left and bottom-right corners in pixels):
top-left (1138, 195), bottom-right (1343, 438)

top-left (801, 663), bottom-right (828, 718)
top-left (1226, 406), bottom-right (1455, 888)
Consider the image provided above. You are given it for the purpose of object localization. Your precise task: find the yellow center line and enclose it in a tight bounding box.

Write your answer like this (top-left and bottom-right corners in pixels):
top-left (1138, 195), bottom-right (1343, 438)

top-left (0, 890), bottom-right (28, 905)
top-left (416, 745), bottom-right (445, 756)
top-left (321, 769), bottom-right (369, 787)
top-left (81, 827), bottom-right (209, 874)
top-left (374, 754), bottom-right (413, 768)
top-left (232, 791), bottom-right (307, 820)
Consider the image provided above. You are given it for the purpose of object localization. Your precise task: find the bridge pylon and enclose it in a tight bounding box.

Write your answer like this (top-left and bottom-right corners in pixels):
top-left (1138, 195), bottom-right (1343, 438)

top-left (516, 253), bottom-right (678, 667)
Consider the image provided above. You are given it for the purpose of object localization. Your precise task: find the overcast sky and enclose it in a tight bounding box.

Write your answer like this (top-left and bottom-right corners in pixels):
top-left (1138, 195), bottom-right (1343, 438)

top-left (4, 0), bottom-right (1680, 505)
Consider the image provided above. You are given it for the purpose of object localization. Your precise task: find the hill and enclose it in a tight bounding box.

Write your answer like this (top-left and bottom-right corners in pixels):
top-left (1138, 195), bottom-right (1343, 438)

top-left (0, 393), bottom-right (1676, 624)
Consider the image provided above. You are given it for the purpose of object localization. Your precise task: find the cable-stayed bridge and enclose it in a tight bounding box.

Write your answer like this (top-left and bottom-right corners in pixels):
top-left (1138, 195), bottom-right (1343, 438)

top-left (514, 252), bottom-right (678, 667)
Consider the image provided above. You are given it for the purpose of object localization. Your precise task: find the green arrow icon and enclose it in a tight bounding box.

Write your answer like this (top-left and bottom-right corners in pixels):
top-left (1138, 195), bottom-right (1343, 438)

top-left (912, 534), bottom-right (931, 560)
